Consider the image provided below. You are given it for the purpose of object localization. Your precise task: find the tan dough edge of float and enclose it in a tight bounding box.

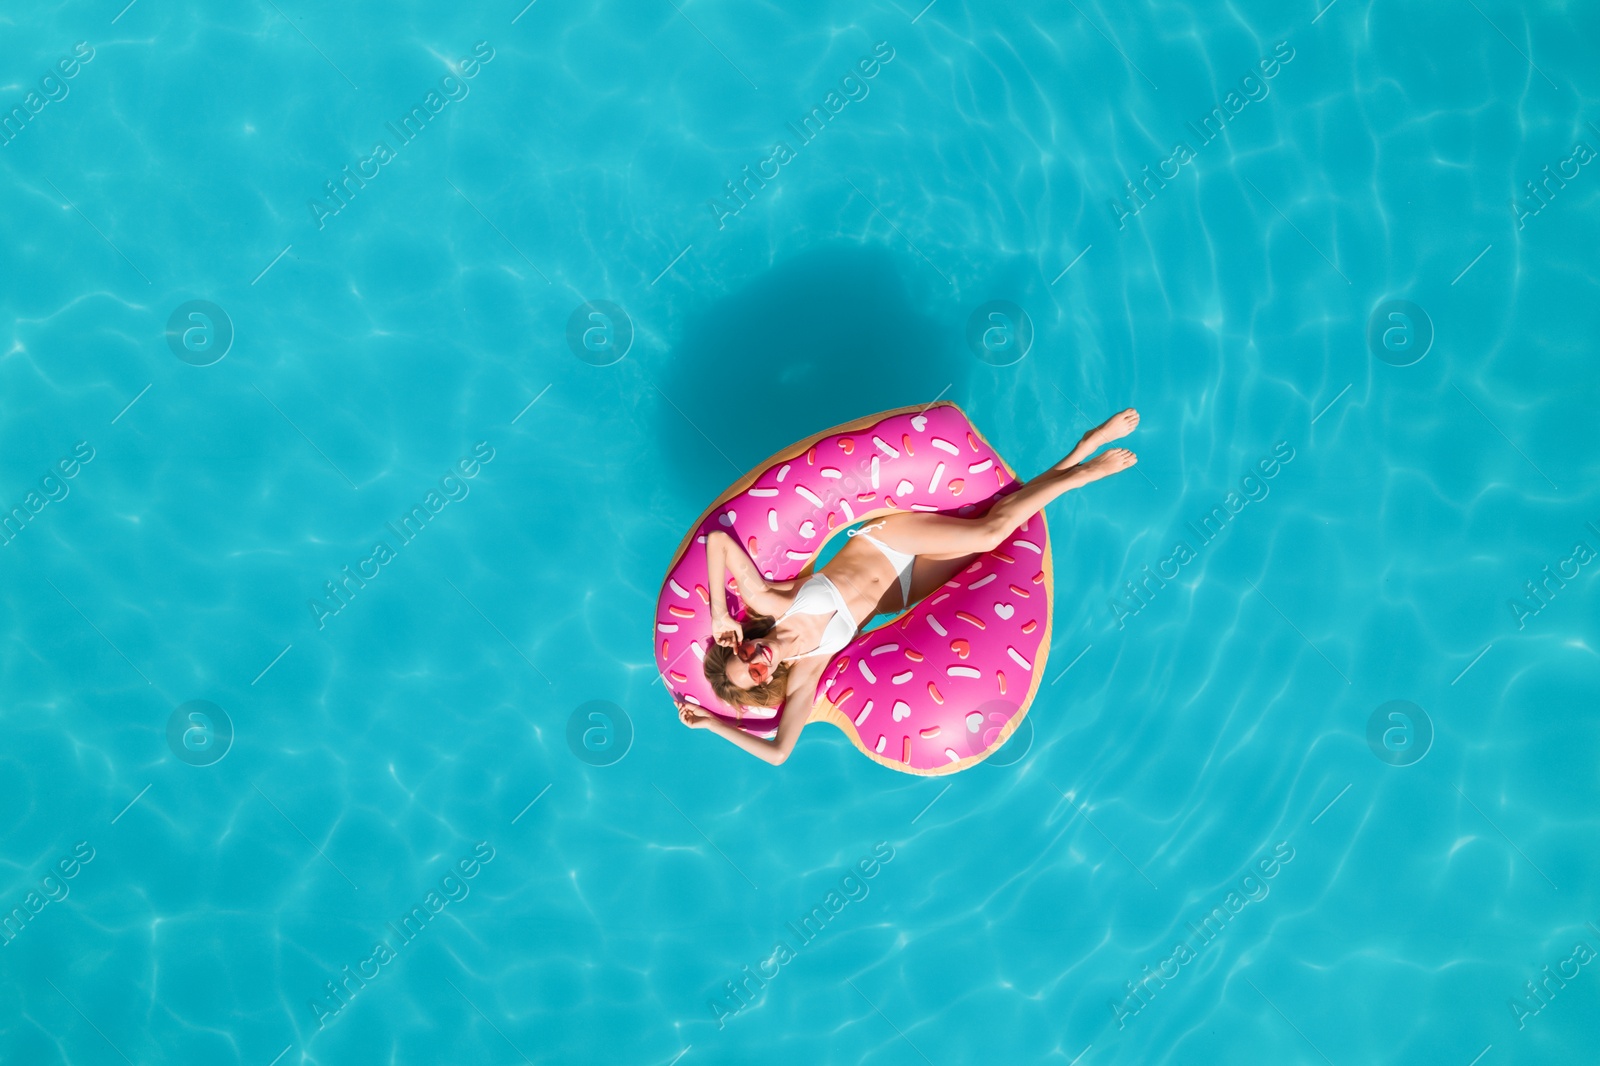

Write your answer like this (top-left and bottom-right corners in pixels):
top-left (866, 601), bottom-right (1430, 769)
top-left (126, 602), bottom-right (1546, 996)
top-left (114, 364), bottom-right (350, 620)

top-left (657, 400), bottom-right (1053, 776)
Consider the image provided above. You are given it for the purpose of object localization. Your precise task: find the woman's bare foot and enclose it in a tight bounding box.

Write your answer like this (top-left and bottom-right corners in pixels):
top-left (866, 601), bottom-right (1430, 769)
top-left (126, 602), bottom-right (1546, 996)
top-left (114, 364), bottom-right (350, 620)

top-left (1069, 447), bottom-right (1137, 483)
top-left (1093, 408), bottom-right (1139, 444)
top-left (1055, 408), bottom-right (1140, 470)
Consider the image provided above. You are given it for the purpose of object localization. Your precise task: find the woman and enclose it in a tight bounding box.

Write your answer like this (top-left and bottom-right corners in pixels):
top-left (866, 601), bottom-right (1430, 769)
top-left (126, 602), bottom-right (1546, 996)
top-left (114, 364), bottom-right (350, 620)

top-left (676, 408), bottom-right (1140, 764)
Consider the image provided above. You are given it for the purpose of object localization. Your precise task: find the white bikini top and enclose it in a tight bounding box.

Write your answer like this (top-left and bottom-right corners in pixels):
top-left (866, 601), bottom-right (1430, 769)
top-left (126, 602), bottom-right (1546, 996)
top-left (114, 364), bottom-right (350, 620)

top-left (778, 574), bottom-right (858, 661)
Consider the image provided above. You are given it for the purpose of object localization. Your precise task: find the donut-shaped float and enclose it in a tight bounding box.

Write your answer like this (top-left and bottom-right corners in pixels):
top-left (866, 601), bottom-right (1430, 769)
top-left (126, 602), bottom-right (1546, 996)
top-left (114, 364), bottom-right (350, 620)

top-left (654, 402), bottom-right (1052, 775)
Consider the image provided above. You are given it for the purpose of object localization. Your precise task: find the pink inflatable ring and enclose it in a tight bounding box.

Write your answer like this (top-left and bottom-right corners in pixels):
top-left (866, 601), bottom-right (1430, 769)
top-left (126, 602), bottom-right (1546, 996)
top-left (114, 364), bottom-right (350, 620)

top-left (654, 402), bottom-right (1053, 775)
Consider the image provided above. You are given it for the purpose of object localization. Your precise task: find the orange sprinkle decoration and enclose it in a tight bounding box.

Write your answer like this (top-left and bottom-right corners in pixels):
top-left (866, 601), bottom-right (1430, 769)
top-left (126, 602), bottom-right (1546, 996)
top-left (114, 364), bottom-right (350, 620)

top-left (950, 638), bottom-right (971, 659)
top-left (967, 432), bottom-right (979, 451)
top-left (1010, 584), bottom-right (1030, 598)
top-left (661, 640), bottom-right (669, 660)
top-left (1021, 619), bottom-right (1037, 634)
top-left (827, 512), bottom-right (838, 529)
top-left (747, 535), bottom-right (759, 554)
top-left (964, 560), bottom-right (984, 574)
top-left (902, 433), bottom-right (915, 456)
top-left (835, 687), bottom-right (855, 707)
top-left (920, 725), bottom-right (942, 738)
top-left (949, 479), bottom-right (964, 496)
top-left (904, 649), bottom-right (925, 662)
top-left (695, 584), bottom-right (709, 603)
top-left (955, 611), bottom-right (986, 630)
top-left (857, 493), bottom-right (876, 503)
top-left (992, 551), bottom-right (1015, 564)
top-left (840, 438), bottom-right (855, 454)
top-left (806, 445), bottom-right (817, 465)
top-left (996, 670), bottom-right (1007, 694)
top-left (1032, 571), bottom-right (1045, 584)
top-left (668, 605), bottom-right (696, 619)
top-left (834, 657), bottom-right (851, 678)
top-left (901, 735), bottom-right (912, 763)
top-left (927, 682), bottom-right (943, 706)
top-left (669, 671), bottom-right (687, 683)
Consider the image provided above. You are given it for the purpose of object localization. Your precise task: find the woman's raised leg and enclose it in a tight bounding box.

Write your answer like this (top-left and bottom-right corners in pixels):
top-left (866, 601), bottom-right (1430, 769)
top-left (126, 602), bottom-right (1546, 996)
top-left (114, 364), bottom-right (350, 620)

top-left (876, 446), bottom-right (1137, 559)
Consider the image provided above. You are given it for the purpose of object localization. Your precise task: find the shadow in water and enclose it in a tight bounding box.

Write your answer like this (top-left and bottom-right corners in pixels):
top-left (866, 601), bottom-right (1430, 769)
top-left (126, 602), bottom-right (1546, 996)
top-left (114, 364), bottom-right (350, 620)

top-left (660, 243), bottom-right (963, 489)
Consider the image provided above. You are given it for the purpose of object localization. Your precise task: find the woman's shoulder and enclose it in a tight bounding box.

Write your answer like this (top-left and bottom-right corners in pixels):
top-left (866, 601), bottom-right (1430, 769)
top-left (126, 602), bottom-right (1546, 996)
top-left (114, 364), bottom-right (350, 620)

top-left (785, 654), bottom-right (828, 685)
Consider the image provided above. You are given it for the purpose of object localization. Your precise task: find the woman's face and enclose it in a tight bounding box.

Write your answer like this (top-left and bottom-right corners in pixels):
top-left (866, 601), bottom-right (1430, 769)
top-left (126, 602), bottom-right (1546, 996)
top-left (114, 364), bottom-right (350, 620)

top-left (725, 638), bottom-right (775, 689)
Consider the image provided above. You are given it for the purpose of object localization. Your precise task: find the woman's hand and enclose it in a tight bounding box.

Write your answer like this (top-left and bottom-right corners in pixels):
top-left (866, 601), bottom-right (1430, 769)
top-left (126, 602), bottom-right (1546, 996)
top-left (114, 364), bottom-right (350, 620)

top-left (710, 612), bottom-right (743, 649)
top-left (676, 699), bottom-right (715, 729)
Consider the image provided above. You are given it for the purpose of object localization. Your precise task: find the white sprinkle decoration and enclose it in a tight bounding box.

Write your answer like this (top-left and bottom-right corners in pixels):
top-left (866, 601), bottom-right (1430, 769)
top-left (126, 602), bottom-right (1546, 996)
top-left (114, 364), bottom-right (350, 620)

top-left (860, 661), bottom-right (878, 684)
top-left (965, 712), bottom-right (983, 733)
top-left (947, 665), bottom-right (982, 679)
top-left (799, 520), bottom-right (816, 539)
top-left (892, 701), bottom-right (911, 722)
top-left (870, 455), bottom-right (881, 489)
top-left (894, 478), bottom-right (914, 497)
top-left (931, 437), bottom-right (959, 455)
top-left (891, 670), bottom-right (914, 685)
top-left (911, 504), bottom-right (939, 511)
top-left (749, 488), bottom-right (778, 497)
top-left (875, 735), bottom-right (887, 754)
top-left (911, 414), bottom-right (928, 431)
top-left (670, 579), bottom-right (690, 599)
top-left (1015, 539), bottom-right (1042, 554)
top-left (768, 510), bottom-right (778, 532)
top-left (930, 593), bottom-right (951, 606)
top-left (1007, 647), bottom-right (1032, 671)
top-left (873, 436), bottom-right (900, 458)
top-left (777, 464), bottom-right (791, 482)
top-left (719, 510), bottom-right (737, 527)
top-left (871, 644), bottom-right (901, 656)
top-left (927, 617), bottom-right (948, 637)
top-left (785, 550), bottom-right (811, 560)
top-left (821, 468), bottom-right (841, 478)
top-left (658, 622), bottom-right (681, 633)
top-left (994, 603), bottom-right (1015, 620)
top-left (840, 498), bottom-right (855, 521)
top-left (854, 700), bottom-right (874, 726)
top-left (968, 574), bottom-right (997, 591)
top-left (944, 748), bottom-right (961, 763)
top-left (691, 642), bottom-right (705, 660)
top-left (929, 462), bottom-right (946, 493)
top-left (696, 535), bottom-right (707, 544)
top-left (795, 485), bottom-right (824, 507)
top-left (968, 459), bottom-right (994, 474)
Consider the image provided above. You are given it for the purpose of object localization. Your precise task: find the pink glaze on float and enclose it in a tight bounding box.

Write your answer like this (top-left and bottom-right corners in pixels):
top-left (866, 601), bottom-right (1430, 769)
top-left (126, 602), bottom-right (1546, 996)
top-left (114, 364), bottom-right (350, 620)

top-left (653, 402), bottom-right (1053, 775)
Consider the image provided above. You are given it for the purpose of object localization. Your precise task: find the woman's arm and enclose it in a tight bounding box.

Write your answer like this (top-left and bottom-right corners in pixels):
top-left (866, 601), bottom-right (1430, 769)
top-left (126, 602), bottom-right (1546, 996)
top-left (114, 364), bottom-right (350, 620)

top-left (697, 715), bottom-right (799, 766)
top-left (705, 530), bottom-right (793, 621)
top-left (677, 667), bottom-right (819, 765)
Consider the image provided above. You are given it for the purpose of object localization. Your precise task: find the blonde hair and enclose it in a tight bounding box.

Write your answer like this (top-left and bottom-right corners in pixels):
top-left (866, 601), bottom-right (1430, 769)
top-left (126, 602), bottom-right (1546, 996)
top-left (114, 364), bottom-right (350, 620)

top-left (701, 612), bottom-right (790, 710)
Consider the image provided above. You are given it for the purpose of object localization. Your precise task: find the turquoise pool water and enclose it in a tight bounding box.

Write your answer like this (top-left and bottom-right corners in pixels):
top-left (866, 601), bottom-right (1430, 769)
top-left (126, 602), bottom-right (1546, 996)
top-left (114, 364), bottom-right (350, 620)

top-left (2, 1), bottom-right (1597, 1063)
